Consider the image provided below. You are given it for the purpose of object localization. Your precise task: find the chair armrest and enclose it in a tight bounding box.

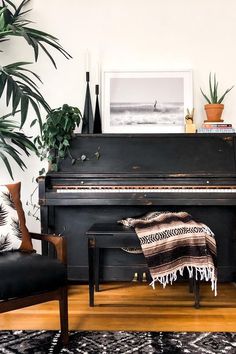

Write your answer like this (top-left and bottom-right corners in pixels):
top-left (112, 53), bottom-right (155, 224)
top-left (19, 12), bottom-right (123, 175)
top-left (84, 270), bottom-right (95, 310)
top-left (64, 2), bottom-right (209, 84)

top-left (30, 233), bottom-right (67, 265)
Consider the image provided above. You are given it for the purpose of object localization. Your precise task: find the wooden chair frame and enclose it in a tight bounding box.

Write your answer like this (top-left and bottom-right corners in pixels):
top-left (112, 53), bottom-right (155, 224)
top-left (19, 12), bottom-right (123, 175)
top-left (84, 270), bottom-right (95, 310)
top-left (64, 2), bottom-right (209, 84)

top-left (0, 233), bottom-right (69, 345)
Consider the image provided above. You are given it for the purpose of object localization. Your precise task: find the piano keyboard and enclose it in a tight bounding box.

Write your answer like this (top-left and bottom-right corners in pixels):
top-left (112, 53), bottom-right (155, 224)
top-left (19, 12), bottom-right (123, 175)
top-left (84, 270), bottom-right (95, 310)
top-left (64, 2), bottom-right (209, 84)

top-left (55, 186), bottom-right (236, 193)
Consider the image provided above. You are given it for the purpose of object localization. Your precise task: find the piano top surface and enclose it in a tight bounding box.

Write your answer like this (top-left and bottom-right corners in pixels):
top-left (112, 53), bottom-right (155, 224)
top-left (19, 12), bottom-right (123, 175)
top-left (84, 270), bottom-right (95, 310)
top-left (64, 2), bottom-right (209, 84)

top-left (46, 133), bottom-right (236, 177)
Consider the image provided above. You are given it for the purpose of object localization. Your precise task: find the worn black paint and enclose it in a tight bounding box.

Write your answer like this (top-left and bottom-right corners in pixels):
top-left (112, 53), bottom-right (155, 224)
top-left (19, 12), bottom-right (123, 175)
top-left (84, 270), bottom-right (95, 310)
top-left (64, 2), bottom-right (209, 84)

top-left (38, 134), bottom-right (236, 282)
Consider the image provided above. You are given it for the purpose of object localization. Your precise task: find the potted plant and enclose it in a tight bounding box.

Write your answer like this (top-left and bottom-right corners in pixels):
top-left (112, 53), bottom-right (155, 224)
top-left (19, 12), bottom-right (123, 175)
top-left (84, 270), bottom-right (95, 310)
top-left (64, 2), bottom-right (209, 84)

top-left (38, 104), bottom-right (82, 172)
top-left (200, 73), bottom-right (234, 122)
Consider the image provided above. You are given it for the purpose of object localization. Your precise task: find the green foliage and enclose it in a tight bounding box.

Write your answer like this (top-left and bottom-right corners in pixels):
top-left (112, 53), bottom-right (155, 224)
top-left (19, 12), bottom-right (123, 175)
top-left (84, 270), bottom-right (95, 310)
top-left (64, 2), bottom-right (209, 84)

top-left (0, 0), bottom-right (71, 128)
top-left (0, 113), bottom-right (37, 178)
top-left (38, 104), bottom-right (82, 171)
top-left (0, 62), bottom-right (50, 130)
top-left (0, 0), bottom-right (71, 66)
top-left (0, 0), bottom-right (71, 177)
top-left (201, 73), bottom-right (234, 104)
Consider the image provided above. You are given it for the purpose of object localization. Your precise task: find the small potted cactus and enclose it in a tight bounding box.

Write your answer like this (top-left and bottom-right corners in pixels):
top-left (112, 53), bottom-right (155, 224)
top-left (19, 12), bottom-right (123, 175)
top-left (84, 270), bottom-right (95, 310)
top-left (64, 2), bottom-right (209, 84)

top-left (201, 73), bottom-right (234, 122)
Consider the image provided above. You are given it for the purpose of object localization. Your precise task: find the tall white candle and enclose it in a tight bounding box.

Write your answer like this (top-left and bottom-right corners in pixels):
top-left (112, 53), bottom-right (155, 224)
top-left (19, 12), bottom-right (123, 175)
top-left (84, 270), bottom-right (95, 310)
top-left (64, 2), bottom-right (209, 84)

top-left (85, 50), bottom-right (90, 72)
top-left (96, 62), bottom-right (100, 84)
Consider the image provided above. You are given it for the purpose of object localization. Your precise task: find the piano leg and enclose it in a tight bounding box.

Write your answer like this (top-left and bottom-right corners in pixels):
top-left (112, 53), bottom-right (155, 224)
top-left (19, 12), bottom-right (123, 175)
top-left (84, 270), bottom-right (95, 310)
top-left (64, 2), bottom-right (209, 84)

top-left (95, 248), bottom-right (100, 292)
top-left (88, 238), bottom-right (95, 307)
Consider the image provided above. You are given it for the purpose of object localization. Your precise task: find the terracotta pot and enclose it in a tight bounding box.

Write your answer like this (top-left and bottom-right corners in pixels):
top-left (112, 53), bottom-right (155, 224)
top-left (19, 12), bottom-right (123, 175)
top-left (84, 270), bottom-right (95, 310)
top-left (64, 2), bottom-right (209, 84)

top-left (204, 104), bottom-right (224, 122)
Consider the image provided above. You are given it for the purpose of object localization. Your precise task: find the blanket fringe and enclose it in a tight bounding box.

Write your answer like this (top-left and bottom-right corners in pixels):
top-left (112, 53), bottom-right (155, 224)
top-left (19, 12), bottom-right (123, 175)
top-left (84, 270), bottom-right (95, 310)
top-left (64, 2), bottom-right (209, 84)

top-left (150, 266), bottom-right (217, 296)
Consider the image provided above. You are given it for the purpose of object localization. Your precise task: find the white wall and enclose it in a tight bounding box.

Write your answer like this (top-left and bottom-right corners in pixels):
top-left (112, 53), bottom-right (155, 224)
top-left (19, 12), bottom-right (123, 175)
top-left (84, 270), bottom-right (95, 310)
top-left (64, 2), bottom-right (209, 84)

top-left (1, 0), bottom-right (236, 232)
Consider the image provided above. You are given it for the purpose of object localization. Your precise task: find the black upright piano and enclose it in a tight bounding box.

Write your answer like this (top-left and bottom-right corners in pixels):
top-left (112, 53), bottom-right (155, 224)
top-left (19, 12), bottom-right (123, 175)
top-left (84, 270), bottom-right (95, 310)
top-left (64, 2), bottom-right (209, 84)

top-left (38, 134), bottom-right (236, 282)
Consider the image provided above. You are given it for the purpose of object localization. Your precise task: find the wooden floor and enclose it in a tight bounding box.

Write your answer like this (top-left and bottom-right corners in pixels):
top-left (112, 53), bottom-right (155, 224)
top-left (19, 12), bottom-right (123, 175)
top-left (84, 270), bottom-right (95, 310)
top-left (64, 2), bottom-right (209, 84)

top-left (1, 282), bottom-right (236, 332)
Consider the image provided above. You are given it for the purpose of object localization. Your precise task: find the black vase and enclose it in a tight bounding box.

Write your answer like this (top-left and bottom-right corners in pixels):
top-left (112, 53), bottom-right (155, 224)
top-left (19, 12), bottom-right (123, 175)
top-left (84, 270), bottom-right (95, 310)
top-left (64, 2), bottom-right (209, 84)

top-left (82, 72), bottom-right (93, 134)
top-left (93, 84), bottom-right (102, 134)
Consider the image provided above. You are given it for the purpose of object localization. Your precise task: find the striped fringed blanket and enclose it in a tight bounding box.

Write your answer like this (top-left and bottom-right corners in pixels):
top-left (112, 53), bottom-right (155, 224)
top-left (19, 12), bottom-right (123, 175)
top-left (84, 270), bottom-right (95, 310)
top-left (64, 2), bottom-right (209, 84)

top-left (119, 211), bottom-right (217, 295)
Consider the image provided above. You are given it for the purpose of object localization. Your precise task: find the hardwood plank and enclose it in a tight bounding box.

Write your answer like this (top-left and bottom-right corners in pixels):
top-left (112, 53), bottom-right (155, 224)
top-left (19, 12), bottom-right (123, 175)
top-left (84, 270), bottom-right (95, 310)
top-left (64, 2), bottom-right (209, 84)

top-left (0, 282), bottom-right (236, 332)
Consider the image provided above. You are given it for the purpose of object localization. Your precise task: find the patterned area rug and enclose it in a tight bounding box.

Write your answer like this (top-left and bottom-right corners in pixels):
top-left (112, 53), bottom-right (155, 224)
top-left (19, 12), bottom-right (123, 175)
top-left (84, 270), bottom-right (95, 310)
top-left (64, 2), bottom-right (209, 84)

top-left (0, 331), bottom-right (235, 354)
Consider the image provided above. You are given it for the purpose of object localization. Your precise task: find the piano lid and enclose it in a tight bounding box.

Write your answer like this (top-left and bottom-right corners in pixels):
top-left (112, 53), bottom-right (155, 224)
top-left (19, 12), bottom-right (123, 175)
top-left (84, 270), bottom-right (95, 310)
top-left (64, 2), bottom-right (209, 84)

top-left (52, 134), bottom-right (236, 177)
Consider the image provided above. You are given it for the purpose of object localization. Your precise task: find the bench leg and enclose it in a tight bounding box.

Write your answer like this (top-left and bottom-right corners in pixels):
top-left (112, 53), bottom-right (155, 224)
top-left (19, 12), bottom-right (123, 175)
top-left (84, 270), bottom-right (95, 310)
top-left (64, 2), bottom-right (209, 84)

top-left (193, 271), bottom-right (200, 309)
top-left (95, 248), bottom-right (100, 292)
top-left (88, 241), bottom-right (95, 307)
top-left (189, 278), bottom-right (194, 293)
top-left (59, 286), bottom-right (69, 345)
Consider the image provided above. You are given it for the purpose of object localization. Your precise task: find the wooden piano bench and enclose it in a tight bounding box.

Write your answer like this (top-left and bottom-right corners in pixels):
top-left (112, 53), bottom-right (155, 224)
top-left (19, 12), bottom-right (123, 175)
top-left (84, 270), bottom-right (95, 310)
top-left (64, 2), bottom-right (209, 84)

top-left (86, 223), bottom-right (200, 308)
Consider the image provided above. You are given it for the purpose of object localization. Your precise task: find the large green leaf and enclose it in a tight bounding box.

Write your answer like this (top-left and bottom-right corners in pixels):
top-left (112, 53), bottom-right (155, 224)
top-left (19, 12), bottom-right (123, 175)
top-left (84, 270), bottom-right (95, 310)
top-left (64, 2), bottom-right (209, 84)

top-left (0, 149), bottom-right (13, 178)
top-left (0, 61), bottom-right (50, 129)
top-left (0, 114), bottom-right (37, 178)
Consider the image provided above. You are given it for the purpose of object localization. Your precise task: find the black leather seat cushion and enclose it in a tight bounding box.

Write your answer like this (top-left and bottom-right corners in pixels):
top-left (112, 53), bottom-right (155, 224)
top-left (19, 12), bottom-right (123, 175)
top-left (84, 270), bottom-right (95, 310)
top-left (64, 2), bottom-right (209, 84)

top-left (0, 252), bottom-right (67, 299)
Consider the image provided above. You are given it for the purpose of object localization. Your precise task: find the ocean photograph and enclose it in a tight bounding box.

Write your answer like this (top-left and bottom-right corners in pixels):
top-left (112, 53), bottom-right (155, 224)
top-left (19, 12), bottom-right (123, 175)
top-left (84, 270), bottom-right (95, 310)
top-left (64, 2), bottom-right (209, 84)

top-left (105, 74), bottom-right (188, 132)
top-left (110, 102), bottom-right (183, 126)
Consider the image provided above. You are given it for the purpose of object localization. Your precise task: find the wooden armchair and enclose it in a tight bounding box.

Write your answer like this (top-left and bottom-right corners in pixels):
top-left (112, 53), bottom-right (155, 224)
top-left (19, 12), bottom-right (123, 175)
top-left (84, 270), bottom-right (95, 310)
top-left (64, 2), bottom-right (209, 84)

top-left (0, 232), bottom-right (68, 345)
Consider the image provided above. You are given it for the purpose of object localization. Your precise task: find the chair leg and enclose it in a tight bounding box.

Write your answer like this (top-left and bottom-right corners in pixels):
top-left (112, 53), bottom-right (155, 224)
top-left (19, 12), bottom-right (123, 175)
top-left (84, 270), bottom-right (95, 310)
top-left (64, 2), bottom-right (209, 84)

top-left (59, 286), bottom-right (69, 345)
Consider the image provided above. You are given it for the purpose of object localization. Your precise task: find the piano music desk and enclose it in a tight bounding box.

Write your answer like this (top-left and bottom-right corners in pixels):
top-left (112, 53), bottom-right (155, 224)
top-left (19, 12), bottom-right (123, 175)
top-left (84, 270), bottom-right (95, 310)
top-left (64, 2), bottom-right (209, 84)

top-left (86, 223), bottom-right (200, 308)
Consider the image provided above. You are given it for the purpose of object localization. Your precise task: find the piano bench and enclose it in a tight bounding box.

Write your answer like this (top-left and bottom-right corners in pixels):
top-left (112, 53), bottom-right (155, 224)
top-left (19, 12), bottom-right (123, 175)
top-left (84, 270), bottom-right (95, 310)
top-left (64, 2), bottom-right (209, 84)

top-left (86, 223), bottom-right (200, 308)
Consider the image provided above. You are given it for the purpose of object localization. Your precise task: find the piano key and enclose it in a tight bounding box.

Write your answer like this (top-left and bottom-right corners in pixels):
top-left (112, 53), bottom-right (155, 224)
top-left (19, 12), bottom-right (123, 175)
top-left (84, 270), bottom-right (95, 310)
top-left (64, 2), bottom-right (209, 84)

top-left (56, 187), bottom-right (236, 193)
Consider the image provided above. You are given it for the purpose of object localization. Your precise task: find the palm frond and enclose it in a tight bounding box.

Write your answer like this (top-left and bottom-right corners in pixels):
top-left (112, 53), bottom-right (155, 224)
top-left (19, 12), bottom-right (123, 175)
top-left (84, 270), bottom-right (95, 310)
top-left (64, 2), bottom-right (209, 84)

top-left (0, 149), bottom-right (14, 178)
top-left (0, 62), bottom-right (50, 128)
top-left (0, 0), bottom-right (72, 178)
top-left (0, 0), bottom-right (71, 67)
top-left (2, 0), bottom-right (17, 11)
top-left (0, 114), bottom-right (37, 178)
top-left (13, 0), bottom-right (30, 18)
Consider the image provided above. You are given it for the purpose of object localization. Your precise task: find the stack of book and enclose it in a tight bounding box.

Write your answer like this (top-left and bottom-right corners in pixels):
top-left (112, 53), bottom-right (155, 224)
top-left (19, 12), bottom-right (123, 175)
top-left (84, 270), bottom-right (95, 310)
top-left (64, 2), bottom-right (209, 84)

top-left (198, 122), bottom-right (235, 133)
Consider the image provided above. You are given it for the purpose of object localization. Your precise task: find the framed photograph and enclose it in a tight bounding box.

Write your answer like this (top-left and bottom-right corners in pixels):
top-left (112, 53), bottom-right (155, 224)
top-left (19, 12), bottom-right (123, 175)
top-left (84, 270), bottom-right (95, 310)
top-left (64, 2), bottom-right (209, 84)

top-left (102, 70), bottom-right (193, 133)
